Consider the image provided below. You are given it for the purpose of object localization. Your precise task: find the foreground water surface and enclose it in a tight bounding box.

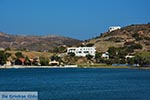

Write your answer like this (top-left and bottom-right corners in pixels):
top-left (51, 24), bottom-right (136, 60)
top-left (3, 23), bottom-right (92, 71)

top-left (0, 68), bottom-right (150, 100)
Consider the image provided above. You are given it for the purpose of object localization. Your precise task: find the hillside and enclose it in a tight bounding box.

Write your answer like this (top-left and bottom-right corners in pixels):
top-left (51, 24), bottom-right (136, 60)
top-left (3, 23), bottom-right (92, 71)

top-left (85, 24), bottom-right (150, 52)
top-left (0, 32), bottom-right (82, 51)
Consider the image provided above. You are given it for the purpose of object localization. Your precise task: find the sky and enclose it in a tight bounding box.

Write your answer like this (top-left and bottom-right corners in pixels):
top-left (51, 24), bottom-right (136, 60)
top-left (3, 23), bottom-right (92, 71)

top-left (0, 0), bottom-right (150, 40)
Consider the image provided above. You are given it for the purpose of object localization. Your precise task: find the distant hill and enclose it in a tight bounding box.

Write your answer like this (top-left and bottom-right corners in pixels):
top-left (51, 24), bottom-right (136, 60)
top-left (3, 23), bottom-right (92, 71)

top-left (0, 32), bottom-right (82, 51)
top-left (85, 24), bottom-right (150, 52)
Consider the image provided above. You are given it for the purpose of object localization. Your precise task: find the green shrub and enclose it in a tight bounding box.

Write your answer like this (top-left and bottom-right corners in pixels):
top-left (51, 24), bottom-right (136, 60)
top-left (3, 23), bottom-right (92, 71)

top-left (39, 57), bottom-right (49, 66)
top-left (132, 33), bottom-right (143, 41)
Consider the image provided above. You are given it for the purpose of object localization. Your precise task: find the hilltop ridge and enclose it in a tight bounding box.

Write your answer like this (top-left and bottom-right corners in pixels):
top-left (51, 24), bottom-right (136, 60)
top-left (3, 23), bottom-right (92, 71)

top-left (0, 32), bottom-right (82, 51)
top-left (85, 24), bottom-right (150, 52)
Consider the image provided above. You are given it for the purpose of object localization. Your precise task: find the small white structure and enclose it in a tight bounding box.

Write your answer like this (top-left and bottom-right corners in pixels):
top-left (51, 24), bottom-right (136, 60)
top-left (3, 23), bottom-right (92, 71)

top-left (49, 60), bottom-right (59, 65)
top-left (125, 55), bottom-right (134, 59)
top-left (67, 47), bottom-right (96, 57)
top-left (101, 52), bottom-right (109, 59)
top-left (109, 26), bottom-right (121, 32)
top-left (64, 65), bottom-right (78, 68)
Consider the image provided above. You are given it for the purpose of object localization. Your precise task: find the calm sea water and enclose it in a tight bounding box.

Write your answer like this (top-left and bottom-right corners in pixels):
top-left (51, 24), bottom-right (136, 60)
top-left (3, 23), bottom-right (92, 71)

top-left (0, 68), bottom-right (150, 100)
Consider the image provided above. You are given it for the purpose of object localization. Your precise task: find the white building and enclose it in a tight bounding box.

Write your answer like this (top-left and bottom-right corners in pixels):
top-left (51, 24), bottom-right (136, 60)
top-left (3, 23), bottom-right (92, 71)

top-left (67, 47), bottom-right (96, 57)
top-left (101, 52), bottom-right (109, 59)
top-left (109, 26), bottom-right (121, 32)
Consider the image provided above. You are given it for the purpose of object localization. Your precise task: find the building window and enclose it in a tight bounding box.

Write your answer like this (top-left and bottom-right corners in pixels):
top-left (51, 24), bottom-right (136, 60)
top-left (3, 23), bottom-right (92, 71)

top-left (79, 51), bottom-right (82, 53)
top-left (84, 51), bottom-right (89, 53)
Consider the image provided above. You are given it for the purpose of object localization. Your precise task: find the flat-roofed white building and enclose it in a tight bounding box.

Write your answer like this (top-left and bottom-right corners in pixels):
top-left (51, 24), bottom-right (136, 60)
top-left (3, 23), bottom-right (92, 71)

top-left (67, 47), bottom-right (96, 57)
top-left (109, 26), bottom-right (121, 32)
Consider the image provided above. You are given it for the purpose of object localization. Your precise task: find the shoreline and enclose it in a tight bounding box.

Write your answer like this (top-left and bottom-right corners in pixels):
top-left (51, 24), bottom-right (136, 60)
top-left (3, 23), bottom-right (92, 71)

top-left (0, 65), bottom-right (78, 69)
top-left (0, 65), bottom-right (150, 70)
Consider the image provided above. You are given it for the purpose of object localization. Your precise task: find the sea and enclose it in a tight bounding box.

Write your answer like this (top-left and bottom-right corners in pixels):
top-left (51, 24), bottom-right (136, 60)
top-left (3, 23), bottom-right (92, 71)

top-left (0, 68), bottom-right (150, 100)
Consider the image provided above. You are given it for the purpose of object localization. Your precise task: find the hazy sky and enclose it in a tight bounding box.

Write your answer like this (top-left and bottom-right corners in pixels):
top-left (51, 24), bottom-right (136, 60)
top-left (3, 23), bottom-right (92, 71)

top-left (0, 0), bottom-right (149, 40)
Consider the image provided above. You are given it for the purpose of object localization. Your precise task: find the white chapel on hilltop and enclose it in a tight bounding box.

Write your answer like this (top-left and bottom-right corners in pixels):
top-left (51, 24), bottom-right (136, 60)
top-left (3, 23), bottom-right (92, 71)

top-left (109, 26), bottom-right (121, 32)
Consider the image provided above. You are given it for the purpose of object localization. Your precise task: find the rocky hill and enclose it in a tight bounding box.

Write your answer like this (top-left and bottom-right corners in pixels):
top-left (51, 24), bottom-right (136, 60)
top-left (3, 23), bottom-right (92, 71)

top-left (85, 24), bottom-right (150, 52)
top-left (0, 32), bottom-right (82, 51)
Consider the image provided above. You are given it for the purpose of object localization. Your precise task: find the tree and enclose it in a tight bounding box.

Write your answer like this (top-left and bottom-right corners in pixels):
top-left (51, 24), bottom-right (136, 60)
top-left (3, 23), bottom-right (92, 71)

top-left (107, 47), bottom-right (128, 64)
top-left (95, 52), bottom-right (102, 63)
top-left (126, 47), bottom-right (134, 53)
top-left (39, 56), bottom-right (49, 66)
top-left (15, 52), bottom-right (24, 58)
top-left (50, 55), bottom-right (62, 64)
top-left (51, 55), bottom-right (60, 61)
top-left (58, 46), bottom-right (66, 53)
top-left (86, 54), bottom-right (93, 60)
top-left (24, 56), bottom-right (31, 65)
top-left (132, 33), bottom-right (143, 41)
top-left (133, 52), bottom-right (150, 67)
top-left (127, 58), bottom-right (135, 65)
top-left (118, 48), bottom-right (128, 59)
top-left (104, 59), bottom-right (114, 65)
top-left (127, 52), bottom-right (150, 67)
top-left (133, 43), bottom-right (143, 49)
top-left (107, 47), bottom-right (118, 59)
top-left (5, 47), bottom-right (11, 51)
top-left (68, 52), bottom-right (75, 57)
top-left (0, 51), bottom-right (11, 65)
top-left (5, 52), bottom-right (11, 59)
